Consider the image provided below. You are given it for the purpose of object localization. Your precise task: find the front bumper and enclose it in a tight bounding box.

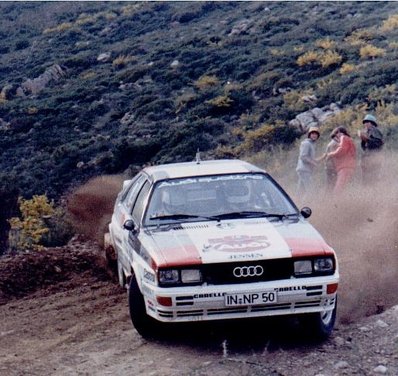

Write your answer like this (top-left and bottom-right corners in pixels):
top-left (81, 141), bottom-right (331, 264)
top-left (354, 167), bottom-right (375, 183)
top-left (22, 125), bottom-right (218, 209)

top-left (142, 274), bottom-right (339, 322)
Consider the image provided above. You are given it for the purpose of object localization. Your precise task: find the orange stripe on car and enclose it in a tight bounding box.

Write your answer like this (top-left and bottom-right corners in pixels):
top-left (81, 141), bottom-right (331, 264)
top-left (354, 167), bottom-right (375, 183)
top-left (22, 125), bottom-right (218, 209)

top-left (285, 237), bottom-right (335, 257)
top-left (156, 244), bottom-right (202, 268)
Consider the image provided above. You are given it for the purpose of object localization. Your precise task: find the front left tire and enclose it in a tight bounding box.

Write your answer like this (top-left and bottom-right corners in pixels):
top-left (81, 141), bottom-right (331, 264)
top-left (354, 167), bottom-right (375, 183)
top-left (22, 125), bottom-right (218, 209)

top-left (128, 276), bottom-right (160, 339)
top-left (117, 256), bottom-right (126, 288)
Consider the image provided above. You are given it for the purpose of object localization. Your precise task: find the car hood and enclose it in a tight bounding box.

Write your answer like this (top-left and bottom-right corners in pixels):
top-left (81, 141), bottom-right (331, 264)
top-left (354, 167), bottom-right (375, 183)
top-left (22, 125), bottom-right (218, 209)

top-left (143, 218), bottom-right (334, 268)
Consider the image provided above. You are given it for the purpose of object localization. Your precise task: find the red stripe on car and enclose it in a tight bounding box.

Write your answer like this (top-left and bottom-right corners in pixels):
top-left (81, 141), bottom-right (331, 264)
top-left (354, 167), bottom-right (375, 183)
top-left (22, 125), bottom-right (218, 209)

top-left (156, 244), bottom-right (202, 268)
top-left (286, 237), bottom-right (334, 257)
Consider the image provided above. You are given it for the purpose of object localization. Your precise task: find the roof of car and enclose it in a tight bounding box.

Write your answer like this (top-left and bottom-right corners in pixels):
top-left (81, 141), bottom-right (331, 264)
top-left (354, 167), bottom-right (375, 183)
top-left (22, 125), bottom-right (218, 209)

top-left (142, 159), bottom-right (265, 182)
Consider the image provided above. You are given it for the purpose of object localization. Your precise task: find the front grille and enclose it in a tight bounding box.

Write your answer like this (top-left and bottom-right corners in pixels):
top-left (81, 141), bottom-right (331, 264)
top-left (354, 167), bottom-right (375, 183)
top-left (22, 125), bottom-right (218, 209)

top-left (201, 259), bottom-right (293, 285)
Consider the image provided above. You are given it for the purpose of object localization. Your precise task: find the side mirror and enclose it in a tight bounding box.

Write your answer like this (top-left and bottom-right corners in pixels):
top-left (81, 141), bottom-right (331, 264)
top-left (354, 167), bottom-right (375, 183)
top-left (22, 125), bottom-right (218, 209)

top-left (123, 219), bottom-right (135, 231)
top-left (300, 207), bottom-right (312, 219)
top-left (122, 179), bottom-right (132, 189)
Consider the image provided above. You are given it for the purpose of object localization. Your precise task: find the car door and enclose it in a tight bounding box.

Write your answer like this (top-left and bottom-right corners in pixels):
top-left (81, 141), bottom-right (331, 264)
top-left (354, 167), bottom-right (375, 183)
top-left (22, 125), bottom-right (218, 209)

top-left (127, 180), bottom-right (152, 275)
top-left (110, 173), bottom-right (147, 257)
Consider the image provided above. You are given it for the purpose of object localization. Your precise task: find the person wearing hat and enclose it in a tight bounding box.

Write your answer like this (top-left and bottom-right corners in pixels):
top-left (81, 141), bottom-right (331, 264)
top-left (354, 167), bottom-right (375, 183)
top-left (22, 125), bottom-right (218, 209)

top-left (296, 126), bottom-right (321, 198)
top-left (358, 114), bottom-right (384, 184)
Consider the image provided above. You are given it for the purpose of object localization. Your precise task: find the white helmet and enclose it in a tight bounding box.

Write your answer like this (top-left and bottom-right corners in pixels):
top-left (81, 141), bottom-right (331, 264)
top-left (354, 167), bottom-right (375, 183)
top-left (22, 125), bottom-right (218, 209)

top-left (162, 187), bottom-right (186, 213)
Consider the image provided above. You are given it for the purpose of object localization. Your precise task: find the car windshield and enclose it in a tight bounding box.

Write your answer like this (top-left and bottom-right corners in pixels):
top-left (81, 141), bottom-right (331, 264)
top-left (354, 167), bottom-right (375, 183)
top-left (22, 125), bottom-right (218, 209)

top-left (143, 173), bottom-right (297, 226)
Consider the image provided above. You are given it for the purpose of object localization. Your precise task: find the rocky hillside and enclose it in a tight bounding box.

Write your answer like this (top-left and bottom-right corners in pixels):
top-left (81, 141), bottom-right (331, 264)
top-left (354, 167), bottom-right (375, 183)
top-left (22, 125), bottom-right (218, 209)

top-left (2, 1), bottom-right (398, 200)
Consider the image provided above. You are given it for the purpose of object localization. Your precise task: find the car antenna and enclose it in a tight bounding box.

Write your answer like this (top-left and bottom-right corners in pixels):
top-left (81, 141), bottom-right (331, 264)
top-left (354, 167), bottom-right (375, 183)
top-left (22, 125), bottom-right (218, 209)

top-left (195, 148), bottom-right (201, 164)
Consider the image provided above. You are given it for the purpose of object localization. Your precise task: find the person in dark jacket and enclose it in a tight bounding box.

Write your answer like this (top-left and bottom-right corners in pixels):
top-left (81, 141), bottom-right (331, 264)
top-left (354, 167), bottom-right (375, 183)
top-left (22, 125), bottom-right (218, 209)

top-left (358, 114), bottom-right (384, 184)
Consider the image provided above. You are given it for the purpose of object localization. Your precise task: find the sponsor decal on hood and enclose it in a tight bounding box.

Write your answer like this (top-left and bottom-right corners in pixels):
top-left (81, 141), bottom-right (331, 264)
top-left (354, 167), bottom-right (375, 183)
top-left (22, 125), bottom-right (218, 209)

top-left (148, 219), bottom-right (292, 267)
top-left (203, 234), bottom-right (270, 252)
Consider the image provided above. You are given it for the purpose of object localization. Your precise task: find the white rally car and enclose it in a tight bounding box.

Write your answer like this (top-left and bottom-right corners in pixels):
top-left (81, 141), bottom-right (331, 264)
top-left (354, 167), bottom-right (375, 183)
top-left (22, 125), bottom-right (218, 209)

top-left (106, 159), bottom-right (339, 339)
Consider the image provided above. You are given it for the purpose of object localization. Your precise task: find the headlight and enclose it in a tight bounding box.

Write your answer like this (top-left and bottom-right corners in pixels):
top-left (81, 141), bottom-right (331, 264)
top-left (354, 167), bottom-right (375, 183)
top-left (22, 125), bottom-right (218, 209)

top-left (159, 269), bottom-right (179, 284)
top-left (181, 269), bottom-right (202, 283)
top-left (314, 257), bottom-right (334, 272)
top-left (158, 268), bottom-right (202, 286)
top-left (294, 260), bottom-right (312, 275)
top-left (294, 257), bottom-right (335, 277)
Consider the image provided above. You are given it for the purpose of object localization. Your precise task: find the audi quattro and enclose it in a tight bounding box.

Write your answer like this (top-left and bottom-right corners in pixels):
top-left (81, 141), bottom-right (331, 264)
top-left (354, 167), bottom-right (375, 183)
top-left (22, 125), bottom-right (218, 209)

top-left (106, 159), bottom-right (339, 339)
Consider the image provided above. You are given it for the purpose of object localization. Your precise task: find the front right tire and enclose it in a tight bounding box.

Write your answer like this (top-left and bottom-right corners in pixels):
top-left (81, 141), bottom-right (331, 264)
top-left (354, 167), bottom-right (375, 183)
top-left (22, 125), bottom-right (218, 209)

top-left (300, 297), bottom-right (337, 340)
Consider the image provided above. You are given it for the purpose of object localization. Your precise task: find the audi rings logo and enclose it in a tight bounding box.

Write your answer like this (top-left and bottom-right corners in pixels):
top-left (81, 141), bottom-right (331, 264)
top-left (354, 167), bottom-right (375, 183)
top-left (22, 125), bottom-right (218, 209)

top-left (233, 265), bottom-right (264, 278)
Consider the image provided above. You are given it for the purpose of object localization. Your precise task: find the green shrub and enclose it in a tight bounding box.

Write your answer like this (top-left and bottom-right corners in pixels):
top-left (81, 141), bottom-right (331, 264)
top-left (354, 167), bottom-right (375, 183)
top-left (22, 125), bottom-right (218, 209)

top-left (14, 39), bottom-right (30, 50)
top-left (0, 45), bottom-right (10, 54)
top-left (237, 123), bottom-right (300, 154)
top-left (40, 206), bottom-right (74, 247)
top-left (173, 10), bottom-right (202, 23)
top-left (117, 65), bottom-right (150, 82)
top-left (8, 195), bottom-right (73, 251)
top-left (194, 75), bottom-right (219, 90)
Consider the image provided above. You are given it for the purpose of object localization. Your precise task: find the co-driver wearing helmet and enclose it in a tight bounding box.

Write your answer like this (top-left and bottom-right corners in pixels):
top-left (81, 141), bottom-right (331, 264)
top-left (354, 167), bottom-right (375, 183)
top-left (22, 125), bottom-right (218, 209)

top-left (161, 187), bottom-right (186, 214)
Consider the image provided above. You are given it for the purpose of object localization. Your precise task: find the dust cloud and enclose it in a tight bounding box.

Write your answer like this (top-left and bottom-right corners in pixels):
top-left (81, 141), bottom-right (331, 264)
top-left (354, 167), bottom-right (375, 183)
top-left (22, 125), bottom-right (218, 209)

top-left (67, 174), bottom-right (125, 245)
top-left (66, 153), bottom-right (398, 324)
top-left (300, 151), bottom-right (398, 324)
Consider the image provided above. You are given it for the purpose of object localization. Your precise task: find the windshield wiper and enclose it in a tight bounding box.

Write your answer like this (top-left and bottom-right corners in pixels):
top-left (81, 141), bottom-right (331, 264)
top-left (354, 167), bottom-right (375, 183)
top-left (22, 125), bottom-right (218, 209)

top-left (149, 211), bottom-right (299, 223)
top-left (149, 213), bottom-right (217, 221)
top-left (213, 211), bottom-right (299, 220)
top-left (262, 212), bottom-right (299, 220)
top-left (212, 211), bottom-right (269, 219)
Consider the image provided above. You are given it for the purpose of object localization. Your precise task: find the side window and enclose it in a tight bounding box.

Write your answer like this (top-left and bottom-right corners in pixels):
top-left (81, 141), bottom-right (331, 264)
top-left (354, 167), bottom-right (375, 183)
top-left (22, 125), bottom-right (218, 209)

top-left (132, 181), bottom-right (151, 223)
top-left (260, 177), bottom-right (295, 213)
top-left (119, 176), bottom-right (138, 202)
top-left (122, 174), bottom-right (146, 210)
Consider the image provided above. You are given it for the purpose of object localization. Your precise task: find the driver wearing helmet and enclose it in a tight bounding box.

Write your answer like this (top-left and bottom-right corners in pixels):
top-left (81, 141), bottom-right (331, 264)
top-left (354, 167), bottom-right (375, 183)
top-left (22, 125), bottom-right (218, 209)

top-left (225, 180), bottom-right (252, 212)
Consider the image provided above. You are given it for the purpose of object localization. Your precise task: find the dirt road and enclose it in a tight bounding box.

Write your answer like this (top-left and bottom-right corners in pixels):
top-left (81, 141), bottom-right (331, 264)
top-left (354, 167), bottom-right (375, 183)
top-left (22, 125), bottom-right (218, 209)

top-left (0, 239), bottom-right (397, 376)
top-left (1, 173), bottom-right (398, 375)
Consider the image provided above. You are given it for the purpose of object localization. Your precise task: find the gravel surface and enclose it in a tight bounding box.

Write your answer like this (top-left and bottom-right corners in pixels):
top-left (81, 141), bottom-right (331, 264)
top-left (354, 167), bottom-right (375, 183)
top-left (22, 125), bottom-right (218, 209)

top-left (0, 240), bottom-right (397, 376)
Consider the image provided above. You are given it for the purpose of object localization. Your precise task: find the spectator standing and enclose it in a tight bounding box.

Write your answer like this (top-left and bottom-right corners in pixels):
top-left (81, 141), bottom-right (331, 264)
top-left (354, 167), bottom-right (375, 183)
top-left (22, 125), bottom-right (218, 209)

top-left (324, 131), bottom-right (339, 192)
top-left (296, 126), bottom-right (321, 198)
top-left (358, 114), bottom-right (384, 184)
top-left (326, 126), bottom-right (356, 194)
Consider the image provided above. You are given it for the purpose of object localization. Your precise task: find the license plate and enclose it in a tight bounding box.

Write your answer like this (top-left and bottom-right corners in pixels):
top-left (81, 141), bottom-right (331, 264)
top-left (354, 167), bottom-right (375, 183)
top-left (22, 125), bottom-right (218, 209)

top-left (225, 291), bottom-right (277, 307)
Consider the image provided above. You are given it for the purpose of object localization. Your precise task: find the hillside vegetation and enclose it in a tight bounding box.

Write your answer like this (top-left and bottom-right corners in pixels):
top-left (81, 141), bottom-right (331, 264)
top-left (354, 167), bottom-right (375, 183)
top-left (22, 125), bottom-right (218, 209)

top-left (2, 2), bottom-right (398, 240)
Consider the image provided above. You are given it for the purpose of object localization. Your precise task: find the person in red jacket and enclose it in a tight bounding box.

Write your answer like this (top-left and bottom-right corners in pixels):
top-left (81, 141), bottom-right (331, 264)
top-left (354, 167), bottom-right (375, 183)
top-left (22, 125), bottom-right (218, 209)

top-left (326, 126), bottom-right (357, 194)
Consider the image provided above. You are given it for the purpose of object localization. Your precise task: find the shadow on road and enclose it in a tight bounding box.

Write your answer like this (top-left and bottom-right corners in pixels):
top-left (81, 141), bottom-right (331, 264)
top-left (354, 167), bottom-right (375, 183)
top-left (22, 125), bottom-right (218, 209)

top-left (149, 316), bottom-right (328, 355)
